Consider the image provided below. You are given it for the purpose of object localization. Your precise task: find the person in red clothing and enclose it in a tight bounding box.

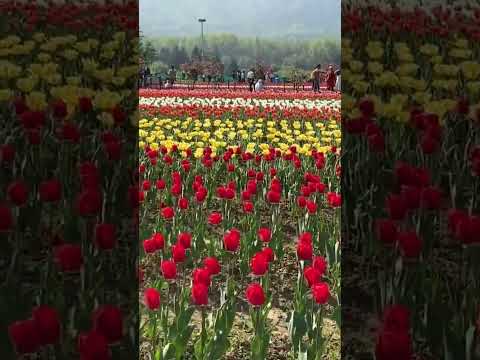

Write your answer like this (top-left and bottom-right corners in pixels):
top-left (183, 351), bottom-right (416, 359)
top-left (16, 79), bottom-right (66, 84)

top-left (326, 65), bottom-right (337, 91)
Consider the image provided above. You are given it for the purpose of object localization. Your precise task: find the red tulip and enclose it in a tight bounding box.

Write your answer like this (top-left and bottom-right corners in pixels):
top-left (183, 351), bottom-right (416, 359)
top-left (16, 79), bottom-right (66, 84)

top-left (8, 319), bottom-right (40, 354)
top-left (312, 256), bottom-right (327, 275)
top-left (151, 233), bottom-right (165, 250)
top-left (203, 257), bottom-right (221, 275)
top-left (95, 223), bottom-right (117, 250)
top-left (178, 197), bottom-right (189, 210)
top-left (258, 227), bottom-right (272, 242)
top-left (250, 252), bottom-right (268, 276)
top-left (161, 206), bottom-right (175, 220)
top-left (143, 239), bottom-right (157, 254)
top-left (76, 188), bottom-right (102, 217)
top-left (39, 179), bottom-right (62, 202)
top-left (397, 231), bottom-right (422, 258)
top-left (223, 228), bottom-right (240, 252)
top-left (312, 282), bottom-right (330, 304)
top-left (266, 190), bottom-right (281, 203)
top-left (385, 194), bottom-right (407, 220)
top-left (91, 305), bottom-right (123, 344)
top-left (297, 239), bottom-right (313, 261)
top-left (171, 243), bottom-right (186, 263)
top-left (32, 305), bottom-right (61, 346)
top-left (54, 244), bottom-right (83, 273)
top-left (192, 267), bottom-right (211, 287)
top-left (262, 247), bottom-right (275, 262)
top-left (243, 201), bottom-right (254, 213)
top-left (375, 330), bottom-right (412, 360)
top-left (375, 219), bottom-right (398, 245)
top-left (177, 232), bottom-right (192, 249)
top-left (297, 196), bottom-right (307, 208)
top-left (7, 180), bottom-right (29, 206)
top-left (191, 283), bottom-right (209, 305)
top-left (161, 260), bottom-right (176, 280)
top-left (208, 212), bottom-right (223, 225)
top-left (326, 192), bottom-right (341, 207)
top-left (0, 144), bottom-right (15, 164)
top-left (246, 283), bottom-right (265, 306)
top-left (156, 179), bottom-right (166, 190)
top-left (77, 330), bottom-right (111, 360)
top-left (142, 180), bottom-right (151, 191)
top-left (144, 288), bottom-right (161, 310)
top-left (382, 305), bottom-right (411, 332)
top-left (304, 266), bottom-right (321, 287)
top-left (79, 97), bottom-right (93, 113)
top-left (306, 200), bottom-right (317, 214)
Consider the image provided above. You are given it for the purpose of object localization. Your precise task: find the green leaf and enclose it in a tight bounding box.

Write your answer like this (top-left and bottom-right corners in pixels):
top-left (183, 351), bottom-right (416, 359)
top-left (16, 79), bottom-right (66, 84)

top-left (298, 350), bottom-right (308, 360)
top-left (175, 325), bottom-right (194, 358)
top-left (466, 325), bottom-right (475, 360)
top-left (288, 310), bottom-right (308, 353)
top-left (162, 343), bottom-right (176, 360)
top-left (329, 305), bottom-right (341, 328)
top-left (194, 336), bottom-right (204, 360)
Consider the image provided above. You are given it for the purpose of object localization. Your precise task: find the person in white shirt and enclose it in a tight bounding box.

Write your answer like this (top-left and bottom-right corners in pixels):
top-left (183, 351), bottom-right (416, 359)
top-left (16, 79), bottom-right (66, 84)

top-left (335, 70), bottom-right (341, 92)
top-left (255, 79), bottom-right (264, 91)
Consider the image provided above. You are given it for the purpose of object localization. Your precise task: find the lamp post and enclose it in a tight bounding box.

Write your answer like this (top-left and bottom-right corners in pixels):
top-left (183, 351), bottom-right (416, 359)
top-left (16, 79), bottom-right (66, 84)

top-left (198, 18), bottom-right (206, 59)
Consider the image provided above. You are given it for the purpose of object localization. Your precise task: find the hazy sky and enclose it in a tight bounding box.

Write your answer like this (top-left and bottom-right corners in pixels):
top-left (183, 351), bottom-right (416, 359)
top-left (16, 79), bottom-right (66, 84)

top-left (140, 0), bottom-right (341, 38)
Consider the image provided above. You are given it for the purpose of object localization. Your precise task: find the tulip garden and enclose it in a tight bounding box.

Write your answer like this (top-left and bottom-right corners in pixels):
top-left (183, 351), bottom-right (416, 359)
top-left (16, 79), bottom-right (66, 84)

top-left (343, 3), bottom-right (480, 359)
top-left (1, 2), bottom-right (139, 359)
top-left (139, 88), bottom-right (341, 359)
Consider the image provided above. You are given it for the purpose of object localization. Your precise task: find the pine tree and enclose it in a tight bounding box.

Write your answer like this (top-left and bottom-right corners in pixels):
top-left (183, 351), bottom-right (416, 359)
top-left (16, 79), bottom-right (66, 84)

top-left (178, 47), bottom-right (189, 66)
top-left (159, 47), bottom-right (171, 65)
top-left (191, 46), bottom-right (201, 61)
top-left (227, 58), bottom-right (239, 75)
top-left (143, 41), bottom-right (157, 67)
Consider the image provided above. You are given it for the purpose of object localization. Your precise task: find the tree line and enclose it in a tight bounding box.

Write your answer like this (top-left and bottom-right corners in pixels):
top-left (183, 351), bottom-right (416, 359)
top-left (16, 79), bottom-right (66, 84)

top-left (140, 33), bottom-right (340, 80)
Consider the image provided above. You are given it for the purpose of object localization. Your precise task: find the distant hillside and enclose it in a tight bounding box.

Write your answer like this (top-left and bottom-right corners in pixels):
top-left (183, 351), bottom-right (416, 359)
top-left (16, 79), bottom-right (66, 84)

top-left (140, 0), bottom-right (340, 39)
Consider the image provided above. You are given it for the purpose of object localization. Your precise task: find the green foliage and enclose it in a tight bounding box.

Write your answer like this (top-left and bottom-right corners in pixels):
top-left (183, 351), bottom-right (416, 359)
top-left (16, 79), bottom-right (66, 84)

top-left (147, 34), bottom-right (340, 72)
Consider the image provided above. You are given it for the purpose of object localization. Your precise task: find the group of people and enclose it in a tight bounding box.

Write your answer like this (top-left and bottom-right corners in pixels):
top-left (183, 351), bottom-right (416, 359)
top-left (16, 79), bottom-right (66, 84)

top-left (240, 68), bottom-right (267, 92)
top-left (139, 65), bottom-right (177, 88)
top-left (139, 63), bottom-right (340, 93)
top-left (232, 69), bottom-right (280, 85)
top-left (311, 64), bottom-right (340, 92)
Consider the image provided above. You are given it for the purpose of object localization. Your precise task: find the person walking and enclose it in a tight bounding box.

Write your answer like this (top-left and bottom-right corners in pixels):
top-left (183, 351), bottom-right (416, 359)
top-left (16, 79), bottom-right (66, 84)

top-left (241, 70), bottom-right (246, 82)
top-left (335, 69), bottom-right (341, 92)
top-left (326, 65), bottom-right (337, 91)
top-left (167, 65), bottom-right (177, 88)
top-left (247, 68), bottom-right (255, 92)
top-left (145, 66), bottom-right (151, 87)
top-left (311, 64), bottom-right (321, 93)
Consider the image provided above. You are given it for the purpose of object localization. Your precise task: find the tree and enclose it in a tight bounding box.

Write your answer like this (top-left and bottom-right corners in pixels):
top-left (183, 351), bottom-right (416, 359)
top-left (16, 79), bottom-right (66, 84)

top-left (254, 62), bottom-right (267, 80)
top-left (181, 56), bottom-right (224, 81)
top-left (278, 65), bottom-right (308, 84)
top-left (191, 46), bottom-right (201, 61)
top-left (147, 35), bottom-right (341, 72)
top-left (226, 58), bottom-right (239, 75)
top-left (142, 40), bottom-right (157, 67)
top-left (158, 47), bottom-right (171, 65)
top-left (212, 45), bottom-right (221, 63)
top-left (177, 47), bottom-right (189, 66)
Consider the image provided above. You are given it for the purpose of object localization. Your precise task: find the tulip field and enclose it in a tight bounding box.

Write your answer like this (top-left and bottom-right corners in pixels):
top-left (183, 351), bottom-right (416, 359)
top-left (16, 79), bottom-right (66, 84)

top-left (343, 3), bottom-right (480, 359)
top-left (139, 89), bottom-right (341, 359)
top-left (1, 2), bottom-right (139, 359)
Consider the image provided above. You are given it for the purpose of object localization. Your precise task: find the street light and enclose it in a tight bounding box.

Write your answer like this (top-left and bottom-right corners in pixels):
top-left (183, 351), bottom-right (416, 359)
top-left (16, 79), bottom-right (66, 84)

top-left (198, 18), bottom-right (206, 59)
